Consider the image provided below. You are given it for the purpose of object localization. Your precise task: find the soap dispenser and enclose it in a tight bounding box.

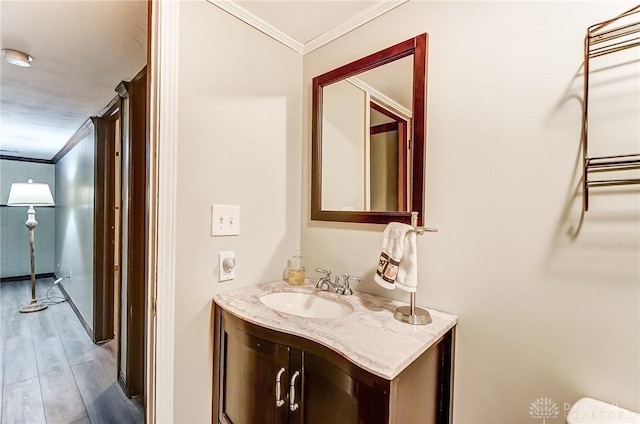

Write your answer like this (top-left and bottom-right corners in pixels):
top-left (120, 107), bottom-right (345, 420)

top-left (287, 250), bottom-right (305, 286)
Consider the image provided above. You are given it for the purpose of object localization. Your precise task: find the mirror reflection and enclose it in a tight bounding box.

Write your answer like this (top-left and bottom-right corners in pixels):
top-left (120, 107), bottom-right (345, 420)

top-left (311, 33), bottom-right (427, 225)
top-left (321, 56), bottom-right (413, 212)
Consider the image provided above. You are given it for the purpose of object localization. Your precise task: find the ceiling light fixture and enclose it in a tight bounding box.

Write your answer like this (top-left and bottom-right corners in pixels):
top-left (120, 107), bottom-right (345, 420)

top-left (2, 48), bottom-right (33, 67)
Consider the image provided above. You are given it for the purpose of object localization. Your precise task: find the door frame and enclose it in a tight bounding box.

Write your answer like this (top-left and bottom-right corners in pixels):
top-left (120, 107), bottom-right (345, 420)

top-left (93, 97), bottom-right (121, 344)
top-left (148, 0), bottom-right (179, 422)
top-left (369, 101), bottom-right (409, 212)
top-left (116, 68), bottom-right (148, 400)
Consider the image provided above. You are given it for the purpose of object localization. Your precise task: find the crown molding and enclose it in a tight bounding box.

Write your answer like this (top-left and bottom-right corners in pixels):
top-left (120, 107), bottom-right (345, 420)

top-left (209, 0), bottom-right (408, 56)
top-left (347, 77), bottom-right (412, 119)
top-left (0, 155), bottom-right (54, 165)
top-left (303, 0), bottom-right (408, 55)
top-left (208, 0), bottom-right (304, 54)
top-left (51, 118), bottom-right (94, 164)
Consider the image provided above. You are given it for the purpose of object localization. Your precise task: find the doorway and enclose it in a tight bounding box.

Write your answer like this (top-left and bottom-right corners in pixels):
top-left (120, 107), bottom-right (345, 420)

top-left (94, 68), bottom-right (148, 404)
top-left (368, 101), bottom-right (409, 212)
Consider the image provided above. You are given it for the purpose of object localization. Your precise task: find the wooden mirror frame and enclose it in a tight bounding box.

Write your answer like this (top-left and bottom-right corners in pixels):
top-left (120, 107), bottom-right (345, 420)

top-left (311, 33), bottom-right (428, 226)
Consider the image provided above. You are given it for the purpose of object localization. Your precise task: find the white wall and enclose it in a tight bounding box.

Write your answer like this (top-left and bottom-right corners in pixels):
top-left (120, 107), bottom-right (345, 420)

top-left (322, 80), bottom-right (366, 210)
top-left (173, 2), bottom-right (302, 422)
top-left (55, 129), bottom-right (95, 325)
top-left (0, 159), bottom-right (56, 278)
top-left (302, 2), bottom-right (639, 423)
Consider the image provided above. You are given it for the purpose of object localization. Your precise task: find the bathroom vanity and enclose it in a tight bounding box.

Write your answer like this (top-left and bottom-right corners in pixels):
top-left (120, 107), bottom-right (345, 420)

top-left (212, 281), bottom-right (457, 424)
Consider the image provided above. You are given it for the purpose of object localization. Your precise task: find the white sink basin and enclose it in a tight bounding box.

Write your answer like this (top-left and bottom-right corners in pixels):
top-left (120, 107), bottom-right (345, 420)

top-left (260, 292), bottom-right (353, 319)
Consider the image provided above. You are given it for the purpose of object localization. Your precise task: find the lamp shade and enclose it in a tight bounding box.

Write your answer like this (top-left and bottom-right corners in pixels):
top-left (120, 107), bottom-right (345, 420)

top-left (7, 180), bottom-right (55, 206)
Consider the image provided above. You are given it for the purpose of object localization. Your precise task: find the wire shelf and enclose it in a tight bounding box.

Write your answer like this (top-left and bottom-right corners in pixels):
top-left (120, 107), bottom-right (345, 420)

top-left (582, 5), bottom-right (640, 211)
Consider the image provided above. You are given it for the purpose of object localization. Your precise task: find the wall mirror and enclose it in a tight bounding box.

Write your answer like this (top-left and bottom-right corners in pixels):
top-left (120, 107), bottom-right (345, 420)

top-left (311, 34), bottom-right (428, 225)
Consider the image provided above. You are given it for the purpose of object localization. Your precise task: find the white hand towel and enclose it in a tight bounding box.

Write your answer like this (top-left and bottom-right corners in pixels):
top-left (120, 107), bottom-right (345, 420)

top-left (374, 222), bottom-right (418, 292)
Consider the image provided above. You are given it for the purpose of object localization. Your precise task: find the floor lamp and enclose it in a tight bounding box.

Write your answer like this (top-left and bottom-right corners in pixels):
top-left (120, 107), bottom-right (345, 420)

top-left (7, 179), bottom-right (55, 313)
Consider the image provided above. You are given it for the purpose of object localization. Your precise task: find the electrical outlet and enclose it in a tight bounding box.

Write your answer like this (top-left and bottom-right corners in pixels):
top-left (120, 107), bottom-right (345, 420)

top-left (219, 251), bottom-right (236, 282)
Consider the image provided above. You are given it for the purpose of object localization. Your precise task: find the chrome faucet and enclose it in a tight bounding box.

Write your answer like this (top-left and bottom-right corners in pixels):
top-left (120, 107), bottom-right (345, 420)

top-left (338, 274), bottom-right (361, 295)
top-left (314, 268), bottom-right (361, 296)
top-left (315, 268), bottom-right (333, 291)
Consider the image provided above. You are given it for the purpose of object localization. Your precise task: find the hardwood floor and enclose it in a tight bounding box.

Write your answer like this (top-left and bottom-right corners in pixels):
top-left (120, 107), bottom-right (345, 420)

top-left (0, 277), bottom-right (143, 424)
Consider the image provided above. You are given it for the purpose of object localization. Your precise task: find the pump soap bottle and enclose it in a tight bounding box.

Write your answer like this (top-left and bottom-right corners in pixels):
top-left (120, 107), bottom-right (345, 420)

top-left (287, 251), bottom-right (305, 286)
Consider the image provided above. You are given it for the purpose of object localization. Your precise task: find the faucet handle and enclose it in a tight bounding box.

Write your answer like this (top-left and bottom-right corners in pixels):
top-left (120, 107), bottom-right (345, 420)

top-left (338, 274), bottom-right (360, 295)
top-left (315, 268), bottom-right (333, 290)
top-left (342, 274), bottom-right (362, 285)
top-left (315, 268), bottom-right (332, 278)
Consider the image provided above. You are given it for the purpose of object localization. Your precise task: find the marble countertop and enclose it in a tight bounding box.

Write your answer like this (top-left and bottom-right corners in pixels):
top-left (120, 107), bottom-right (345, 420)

top-left (213, 280), bottom-right (458, 380)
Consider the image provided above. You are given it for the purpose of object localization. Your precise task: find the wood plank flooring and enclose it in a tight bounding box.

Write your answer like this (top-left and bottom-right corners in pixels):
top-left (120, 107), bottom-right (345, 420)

top-left (0, 277), bottom-right (143, 424)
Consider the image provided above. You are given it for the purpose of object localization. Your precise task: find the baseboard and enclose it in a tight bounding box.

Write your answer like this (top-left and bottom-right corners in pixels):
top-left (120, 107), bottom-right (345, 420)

top-left (57, 278), bottom-right (94, 341)
top-left (0, 272), bottom-right (56, 283)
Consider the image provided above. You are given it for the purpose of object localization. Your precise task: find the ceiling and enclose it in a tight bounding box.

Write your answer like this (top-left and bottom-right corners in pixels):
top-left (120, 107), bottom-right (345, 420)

top-left (0, 1), bottom-right (147, 160)
top-left (238, 1), bottom-right (378, 44)
top-left (0, 0), bottom-right (402, 161)
top-left (236, 1), bottom-right (397, 45)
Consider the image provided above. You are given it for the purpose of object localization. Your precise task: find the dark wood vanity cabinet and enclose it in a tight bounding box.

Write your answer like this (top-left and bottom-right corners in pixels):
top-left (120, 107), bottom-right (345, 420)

top-left (213, 305), bottom-right (454, 424)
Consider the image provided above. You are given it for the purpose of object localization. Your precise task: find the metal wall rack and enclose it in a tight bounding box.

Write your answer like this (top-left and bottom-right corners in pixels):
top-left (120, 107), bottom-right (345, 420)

top-left (582, 5), bottom-right (640, 211)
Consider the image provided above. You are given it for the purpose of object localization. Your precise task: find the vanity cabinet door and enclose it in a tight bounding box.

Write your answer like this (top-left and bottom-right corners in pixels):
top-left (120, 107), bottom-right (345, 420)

top-left (298, 352), bottom-right (388, 424)
top-left (217, 321), bottom-right (290, 424)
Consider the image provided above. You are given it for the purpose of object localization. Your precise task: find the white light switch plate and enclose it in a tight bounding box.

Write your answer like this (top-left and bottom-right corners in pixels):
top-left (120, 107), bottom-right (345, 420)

top-left (211, 204), bottom-right (240, 236)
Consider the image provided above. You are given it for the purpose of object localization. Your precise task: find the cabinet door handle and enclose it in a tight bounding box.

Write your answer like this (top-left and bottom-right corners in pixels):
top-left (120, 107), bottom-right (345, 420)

top-left (289, 370), bottom-right (300, 411)
top-left (275, 367), bottom-right (286, 407)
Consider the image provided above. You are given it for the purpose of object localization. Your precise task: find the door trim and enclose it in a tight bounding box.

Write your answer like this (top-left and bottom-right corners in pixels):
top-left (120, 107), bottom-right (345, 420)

top-left (116, 68), bottom-right (148, 399)
top-left (93, 99), bottom-right (121, 344)
top-left (149, 0), bottom-right (179, 422)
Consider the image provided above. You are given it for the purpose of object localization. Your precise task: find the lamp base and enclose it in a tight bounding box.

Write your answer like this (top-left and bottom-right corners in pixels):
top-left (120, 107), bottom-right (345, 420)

top-left (20, 301), bottom-right (48, 313)
top-left (393, 305), bottom-right (432, 325)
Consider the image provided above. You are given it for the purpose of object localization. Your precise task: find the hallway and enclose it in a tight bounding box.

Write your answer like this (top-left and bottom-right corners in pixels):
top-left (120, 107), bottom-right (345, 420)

top-left (0, 277), bottom-right (143, 424)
